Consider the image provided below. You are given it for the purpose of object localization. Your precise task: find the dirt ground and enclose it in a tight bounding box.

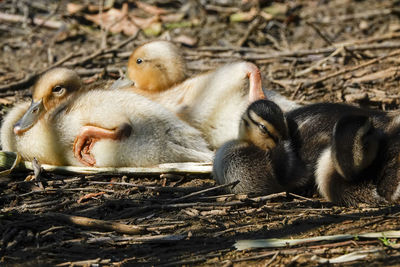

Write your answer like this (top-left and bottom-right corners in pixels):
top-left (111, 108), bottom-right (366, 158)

top-left (1, 0), bottom-right (400, 266)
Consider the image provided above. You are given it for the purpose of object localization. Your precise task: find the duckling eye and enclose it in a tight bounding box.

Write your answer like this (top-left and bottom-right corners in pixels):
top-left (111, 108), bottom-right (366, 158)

top-left (136, 58), bottom-right (143, 64)
top-left (258, 124), bottom-right (268, 133)
top-left (52, 85), bottom-right (65, 95)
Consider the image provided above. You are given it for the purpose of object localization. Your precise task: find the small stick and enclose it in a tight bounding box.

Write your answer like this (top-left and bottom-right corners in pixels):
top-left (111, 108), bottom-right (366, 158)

top-left (87, 233), bottom-right (185, 244)
top-left (2, 200), bottom-right (61, 212)
top-left (0, 52), bottom-right (80, 92)
top-left (287, 192), bottom-right (314, 201)
top-left (0, 32), bottom-right (138, 92)
top-left (168, 181), bottom-right (240, 203)
top-left (217, 43), bottom-right (400, 60)
top-left (265, 251), bottom-right (279, 267)
top-left (139, 192), bottom-right (287, 210)
top-left (75, 67), bottom-right (121, 76)
top-left (56, 258), bottom-right (110, 267)
top-left (303, 49), bottom-right (400, 88)
top-left (0, 12), bottom-right (64, 29)
top-left (89, 181), bottom-right (209, 193)
top-left (0, 152), bottom-right (212, 175)
top-left (236, 17), bottom-right (260, 47)
top-left (306, 21), bottom-right (333, 46)
top-left (64, 31), bottom-right (140, 67)
top-left (306, 21), bottom-right (361, 59)
top-left (46, 212), bottom-right (146, 235)
top-left (235, 230), bottom-right (400, 250)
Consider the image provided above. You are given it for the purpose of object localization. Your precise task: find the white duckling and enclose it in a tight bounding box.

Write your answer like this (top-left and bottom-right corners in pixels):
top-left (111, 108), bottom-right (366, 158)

top-left (1, 68), bottom-right (212, 167)
top-left (120, 40), bottom-right (299, 149)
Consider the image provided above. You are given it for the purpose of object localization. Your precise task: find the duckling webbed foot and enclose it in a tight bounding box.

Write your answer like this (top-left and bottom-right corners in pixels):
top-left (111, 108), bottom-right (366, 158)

top-left (245, 62), bottom-right (265, 102)
top-left (73, 123), bottom-right (132, 166)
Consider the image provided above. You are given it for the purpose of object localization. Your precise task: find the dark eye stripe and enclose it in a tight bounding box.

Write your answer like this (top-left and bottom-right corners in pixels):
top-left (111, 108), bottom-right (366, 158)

top-left (247, 110), bottom-right (279, 144)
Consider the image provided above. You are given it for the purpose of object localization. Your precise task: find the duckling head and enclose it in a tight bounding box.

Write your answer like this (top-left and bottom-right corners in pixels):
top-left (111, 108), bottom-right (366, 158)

top-left (13, 68), bottom-right (82, 135)
top-left (239, 99), bottom-right (288, 150)
top-left (127, 40), bottom-right (187, 92)
top-left (332, 115), bottom-right (380, 179)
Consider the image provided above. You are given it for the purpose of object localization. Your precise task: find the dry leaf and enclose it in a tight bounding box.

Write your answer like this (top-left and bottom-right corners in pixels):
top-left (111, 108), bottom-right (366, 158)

top-left (173, 35), bottom-right (197, 46)
top-left (77, 192), bottom-right (106, 203)
top-left (85, 3), bottom-right (139, 36)
top-left (263, 3), bottom-right (288, 17)
top-left (67, 3), bottom-right (113, 14)
top-left (129, 15), bottom-right (159, 29)
top-left (351, 67), bottom-right (398, 83)
top-left (0, 96), bottom-right (16, 105)
top-left (143, 22), bottom-right (162, 36)
top-left (67, 3), bottom-right (85, 14)
top-left (230, 7), bottom-right (258, 22)
top-left (344, 92), bottom-right (369, 103)
top-left (161, 13), bottom-right (185, 23)
top-left (135, 1), bottom-right (169, 15)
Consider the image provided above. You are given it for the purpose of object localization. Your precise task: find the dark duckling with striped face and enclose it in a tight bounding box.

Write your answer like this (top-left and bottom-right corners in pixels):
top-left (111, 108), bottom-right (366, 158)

top-left (283, 103), bottom-right (400, 206)
top-left (213, 99), bottom-right (307, 195)
top-left (316, 114), bottom-right (400, 206)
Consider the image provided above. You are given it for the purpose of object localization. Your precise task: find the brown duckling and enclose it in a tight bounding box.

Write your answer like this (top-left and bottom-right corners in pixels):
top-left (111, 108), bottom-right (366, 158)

top-left (315, 114), bottom-right (400, 206)
top-left (213, 99), bottom-right (307, 195)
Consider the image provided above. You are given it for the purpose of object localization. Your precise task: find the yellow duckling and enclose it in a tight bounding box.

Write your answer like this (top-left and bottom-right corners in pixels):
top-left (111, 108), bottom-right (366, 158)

top-left (1, 68), bottom-right (212, 167)
top-left (127, 40), bottom-right (187, 95)
top-left (122, 40), bottom-right (299, 149)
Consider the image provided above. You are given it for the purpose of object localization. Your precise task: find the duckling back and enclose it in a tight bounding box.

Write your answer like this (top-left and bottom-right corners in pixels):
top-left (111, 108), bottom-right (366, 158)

top-left (213, 140), bottom-right (285, 194)
top-left (70, 90), bottom-right (213, 167)
top-left (315, 114), bottom-right (400, 206)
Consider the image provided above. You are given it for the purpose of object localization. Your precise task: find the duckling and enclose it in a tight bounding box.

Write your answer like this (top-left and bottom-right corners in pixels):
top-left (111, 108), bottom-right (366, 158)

top-left (315, 115), bottom-right (400, 206)
top-left (127, 40), bottom-right (187, 95)
top-left (120, 40), bottom-right (300, 149)
top-left (213, 99), bottom-right (308, 195)
top-left (284, 103), bottom-right (393, 175)
top-left (282, 103), bottom-right (400, 205)
top-left (1, 68), bottom-right (212, 167)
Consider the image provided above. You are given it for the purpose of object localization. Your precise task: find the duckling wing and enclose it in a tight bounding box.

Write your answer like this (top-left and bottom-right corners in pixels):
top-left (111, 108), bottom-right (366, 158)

top-left (213, 140), bottom-right (285, 195)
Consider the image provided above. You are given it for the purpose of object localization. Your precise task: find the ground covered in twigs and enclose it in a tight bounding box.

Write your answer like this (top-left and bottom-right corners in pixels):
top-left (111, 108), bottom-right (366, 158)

top-left (1, 0), bottom-right (400, 265)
